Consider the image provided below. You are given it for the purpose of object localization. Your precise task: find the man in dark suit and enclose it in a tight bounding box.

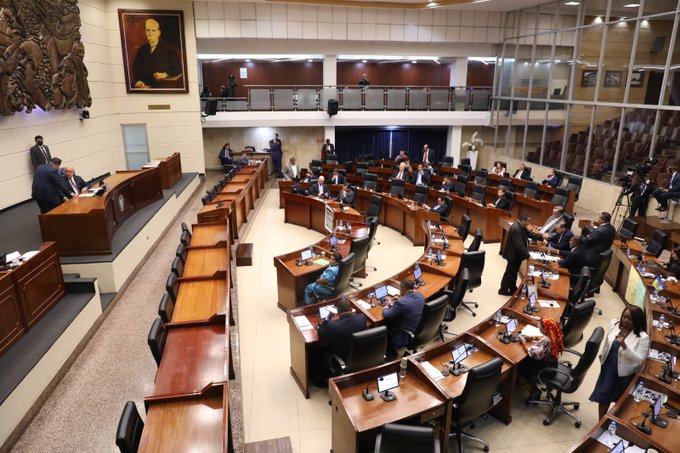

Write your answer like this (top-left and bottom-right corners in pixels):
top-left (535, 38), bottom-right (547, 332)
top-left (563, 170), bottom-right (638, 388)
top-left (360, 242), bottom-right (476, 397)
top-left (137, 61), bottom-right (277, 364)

top-left (412, 164), bottom-right (430, 186)
top-left (627, 174), bottom-right (655, 217)
top-left (512, 164), bottom-right (530, 180)
top-left (382, 279), bottom-right (425, 354)
top-left (493, 188), bottom-right (512, 210)
top-left (421, 144), bottom-right (434, 165)
top-left (310, 176), bottom-right (329, 198)
top-left (32, 158), bottom-right (71, 213)
top-left (653, 165), bottom-right (680, 211)
top-left (581, 212), bottom-right (616, 266)
top-left (440, 177), bottom-right (454, 192)
top-left (329, 169), bottom-right (344, 185)
top-left (63, 166), bottom-right (90, 196)
top-left (542, 169), bottom-right (560, 187)
top-left (337, 183), bottom-right (355, 206)
top-left (539, 206), bottom-right (565, 234)
top-left (30, 135), bottom-right (52, 169)
top-left (558, 236), bottom-right (588, 278)
top-left (218, 142), bottom-right (232, 166)
top-left (321, 139), bottom-right (335, 160)
top-left (545, 222), bottom-right (573, 251)
top-left (430, 197), bottom-right (448, 216)
top-left (395, 150), bottom-right (408, 163)
top-left (499, 214), bottom-right (544, 295)
top-left (236, 151), bottom-right (250, 166)
top-left (316, 296), bottom-right (367, 380)
top-left (393, 162), bottom-right (409, 181)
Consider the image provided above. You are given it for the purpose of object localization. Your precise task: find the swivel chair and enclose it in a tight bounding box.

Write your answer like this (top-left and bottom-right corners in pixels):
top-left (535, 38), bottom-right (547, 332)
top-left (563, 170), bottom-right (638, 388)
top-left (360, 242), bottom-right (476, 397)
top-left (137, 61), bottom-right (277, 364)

top-left (116, 401), bottom-right (144, 453)
top-left (414, 185), bottom-right (429, 204)
top-left (366, 216), bottom-right (380, 271)
top-left (457, 251), bottom-right (485, 316)
top-left (364, 172), bottom-right (378, 191)
top-left (395, 295), bottom-right (449, 354)
top-left (181, 222), bottom-right (191, 235)
top-left (440, 196), bottom-right (453, 222)
top-left (647, 230), bottom-right (668, 257)
top-left (165, 272), bottom-right (179, 303)
top-left (147, 317), bottom-right (167, 367)
top-left (366, 194), bottom-right (383, 218)
top-left (550, 188), bottom-right (570, 209)
top-left (457, 214), bottom-right (472, 243)
top-left (471, 185), bottom-right (486, 202)
top-left (498, 178), bottom-right (512, 191)
top-left (201, 194), bottom-right (211, 205)
top-left (523, 181), bottom-right (539, 198)
top-left (158, 293), bottom-right (174, 324)
top-left (375, 423), bottom-right (440, 453)
top-left (438, 268), bottom-right (470, 326)
top-left (467, 229), bottom-right (484, 252)
top-left (329, 326), bottom-right (388, 376)
top-left (586, 249), bottom-right (613, 314)
top-left (314, 253), bottom-right (355, 301)
top-left (503, 191), bottom-right (516, 211)
top-left (560, 299), bottom-right (597, 366)
top-left (441, 156), bottom-right (454, 168)
top-left (170, 256), bottom-right (184, 278)
top-left (564, 266), bottom-right (591, 319)
top-left (349, 236), bottom-right (372, 289)
top-left (175, 243), bottom-right (187, 265)
top-left (565, 175), bottom-right (583, 201)
top-left (474, 170), bottom-right (487, 185)
top-left (390, 178), bottom-right (405, 197)
top-left (619, 218), bottom-right (638, 241)
top-left (453, 181), bottom-right (467, 198)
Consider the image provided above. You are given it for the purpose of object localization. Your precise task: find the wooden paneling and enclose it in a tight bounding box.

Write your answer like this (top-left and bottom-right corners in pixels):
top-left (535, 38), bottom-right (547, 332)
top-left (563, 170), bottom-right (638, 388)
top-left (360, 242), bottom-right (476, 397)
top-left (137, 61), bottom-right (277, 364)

top-left (201, 61), bottom-right (323, 97)
top-left (0, 273), bottom-right (25, 356)
top-left (466, 61), bottom-right (496, 87)
top-left (336, 62), bottom-right (451, 86)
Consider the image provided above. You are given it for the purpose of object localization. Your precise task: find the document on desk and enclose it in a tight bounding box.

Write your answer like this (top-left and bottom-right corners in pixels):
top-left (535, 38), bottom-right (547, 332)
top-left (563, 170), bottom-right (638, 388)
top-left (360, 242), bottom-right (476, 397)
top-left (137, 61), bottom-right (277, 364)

top-left (386, 286), bottom-right (400, 297)
top-left (313, 258), bottom-right (330, 266)
top-left (421, 361), bottom-right (445, 381)
top-left (529, 251), bottom-right (560, 262)
top-left (20, 251), bottom-right (39, 261)
top-left (538, 300), bottom-right (560, 308)
top-left (355, 300), bottom-right (372, 310)
top-left (595, 432), bottom-right (644, 452)
top-left (293, 315), bottom-right (314, 331)
top-left (79, 192), bottom-right (96, 197)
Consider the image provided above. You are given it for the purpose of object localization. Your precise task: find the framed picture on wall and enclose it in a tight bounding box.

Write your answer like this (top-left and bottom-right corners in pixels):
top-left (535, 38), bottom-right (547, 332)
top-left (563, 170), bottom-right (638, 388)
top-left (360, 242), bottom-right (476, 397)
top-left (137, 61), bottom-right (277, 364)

top-left (604, 71), bottom-right (623, 88)
top-left (630, 70), bottom-right (645, 87)
top-left (581, 70), bottom-right (598, 87)
top-left (118, 9), bottom-right (189, 94)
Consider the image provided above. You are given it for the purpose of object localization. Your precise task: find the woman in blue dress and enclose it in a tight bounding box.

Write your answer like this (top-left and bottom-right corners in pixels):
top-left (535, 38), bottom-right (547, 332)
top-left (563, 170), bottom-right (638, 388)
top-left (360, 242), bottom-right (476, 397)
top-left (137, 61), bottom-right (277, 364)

top-left (590, 305), bottom-right (649, 419)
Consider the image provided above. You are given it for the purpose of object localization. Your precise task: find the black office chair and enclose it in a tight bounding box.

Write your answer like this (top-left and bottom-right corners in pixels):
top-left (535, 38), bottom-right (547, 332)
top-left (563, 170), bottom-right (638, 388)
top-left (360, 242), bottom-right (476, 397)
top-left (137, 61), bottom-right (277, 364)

top-left (314, 253), bottom-right (355, 301)
top-left (450, 357), bottom-right (504, 453)
top-left (396, 295), bottom-right (448, 354)
top-left (524, 181), bottom-right (539, 198)
top-left (458, 164), bottom-right (472, 173)
top-left (364, 172), bottom-right (378, 190)
top-left (390, 178), bottom-right (405, 196)
top-left (116, 401), bottom-right (144, 453)
top-left (550, 188), bottom-right (570, 209)
top-left (440, 268), bottom-right (470, 324)
top-left (565, 266), bottom-right (591, 319)
top-left (504, 191), bottom-right (516, 211)
top-left (619, 218), bottom-right (638, 241)
top-left (158, 293), bottom-right (174, 324)
top-left (180, 230), bottom-right (191, 246)
top-left (329, 326), bottom-right (388, 376)
top-left (453, 181), bottom-right (467, 197)
top-left (460, 158), bottom-right (471, 166)
top-left (527, 327), bottom-right (604, 427)
top-left (366, 216), bottom-right (380, 271)
top-left (414, 185), bottom-right (429, 204)
top-left (498, 178), bottom-right (512, 191)
top-left (366, 194), bottom-right (383, 218)
top-left (375, 423), bottom-right (440, 453)
top-left (647, 230), bottom-right (667, 257)
top-left (165, 272), bottom-right (179, 303)
top-left (458, 251), bottom-right (485, 316)
top-left (440, 196), bottom-right (453, 221)
top-left (442, 156), bottom-right (454, 167)
top-left (565, 175), bottom-right (583, 201)
top-left (181, 222), bottom-right (191, 235)
top-left (563, 213), bottom-right (575, 230)
top-left (457, 214), bottom-right (472, 242)
top-left (561, 299), bottom-right (596, 364)
top-left (170, 255), bottom-right (184, 278)
top-left (474, 170), bottom-right (487, 185)
top-left (176, 243), bottom-right (187, 265)
top-left (207, 187), bottom-right (217, 199)
top-left (467, 228), bottom-right (483, 252)
top-left (147, 317), bottom-right (167, 367)
top-left (201, 194), bottom-right (211, 205)
top-left (349, 236), bottom-right (372, 289)
top-left (586, 249), bottom-right (613, 314)
top-left (471, 185), bottom-right (485, 202)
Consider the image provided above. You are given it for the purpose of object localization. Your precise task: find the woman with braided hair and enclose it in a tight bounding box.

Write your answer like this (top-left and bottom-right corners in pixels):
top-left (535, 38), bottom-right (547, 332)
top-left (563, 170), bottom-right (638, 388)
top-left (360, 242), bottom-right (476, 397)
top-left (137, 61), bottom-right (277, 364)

top-left (518, 317), bottom-right (565, 400)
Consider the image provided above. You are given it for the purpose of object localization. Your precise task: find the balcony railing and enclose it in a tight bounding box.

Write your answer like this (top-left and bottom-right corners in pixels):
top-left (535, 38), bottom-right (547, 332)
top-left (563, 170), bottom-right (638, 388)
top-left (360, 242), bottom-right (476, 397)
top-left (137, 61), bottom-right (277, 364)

top-left (201, 85), bottom-right (492, 113)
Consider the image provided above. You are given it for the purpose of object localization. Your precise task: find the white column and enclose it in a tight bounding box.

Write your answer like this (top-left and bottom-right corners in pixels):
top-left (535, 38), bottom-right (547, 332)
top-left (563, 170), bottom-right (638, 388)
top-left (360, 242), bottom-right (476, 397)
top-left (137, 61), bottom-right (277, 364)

top-left (324, 126), bottom-right (335, 143)
top-left (323, 54), bottom-right (337, 86)
top-left (450, 58), bottom-right (468, 87)
top-left (446, 126), bottom-right (462, 166)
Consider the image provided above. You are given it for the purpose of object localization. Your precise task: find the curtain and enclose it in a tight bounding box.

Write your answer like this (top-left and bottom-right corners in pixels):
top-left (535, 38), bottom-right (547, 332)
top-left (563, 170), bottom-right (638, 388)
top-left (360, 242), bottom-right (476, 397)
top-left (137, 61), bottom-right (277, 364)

top-left (336, 127), bottom-right (448, 163)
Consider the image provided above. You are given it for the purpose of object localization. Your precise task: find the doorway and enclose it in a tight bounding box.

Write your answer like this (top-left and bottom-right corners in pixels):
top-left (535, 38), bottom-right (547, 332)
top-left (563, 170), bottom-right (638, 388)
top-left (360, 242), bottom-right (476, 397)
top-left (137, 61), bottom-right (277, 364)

top-left (121, 124), bottom-right (150, 170)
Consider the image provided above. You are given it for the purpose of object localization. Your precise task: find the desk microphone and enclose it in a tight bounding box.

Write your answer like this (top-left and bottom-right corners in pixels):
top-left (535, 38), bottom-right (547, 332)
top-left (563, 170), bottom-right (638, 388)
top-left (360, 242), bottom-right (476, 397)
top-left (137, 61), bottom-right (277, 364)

top-left (658, 358), bottom-right (673, 384)
top-left (539, 271), bottom-right (551, 289)
top-left (443, 236), bottom-right (449, 249)
top-left (362, 382), bottom-right (374, 401)
top-left (635, 411), bottom-right (652, 435)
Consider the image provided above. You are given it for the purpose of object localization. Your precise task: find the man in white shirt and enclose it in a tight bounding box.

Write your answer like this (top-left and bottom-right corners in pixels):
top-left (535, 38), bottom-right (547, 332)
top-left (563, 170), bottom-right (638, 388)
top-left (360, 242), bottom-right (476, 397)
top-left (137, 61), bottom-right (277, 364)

top-left (393, 162), bottom-right (409, 181)
top-left (284, 157), bottom-right (300, 181)
top-left (63, 166), bottom-right (89, 197)
top-left (513, 164), bottom-right (529, 180)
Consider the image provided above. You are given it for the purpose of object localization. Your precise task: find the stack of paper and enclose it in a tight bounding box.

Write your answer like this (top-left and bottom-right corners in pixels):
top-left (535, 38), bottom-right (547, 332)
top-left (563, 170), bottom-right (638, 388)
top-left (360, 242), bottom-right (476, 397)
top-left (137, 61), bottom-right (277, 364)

top-left (421, 361), bottom-right (445, 381)
top-left (538, 300), bottom-right (560, 308)
top-left (293, 316), bottom-right (314, 331)
top-left (386, 286), bottom-right (400, 297)
top-left (356, 300), bottom-right (372, 310)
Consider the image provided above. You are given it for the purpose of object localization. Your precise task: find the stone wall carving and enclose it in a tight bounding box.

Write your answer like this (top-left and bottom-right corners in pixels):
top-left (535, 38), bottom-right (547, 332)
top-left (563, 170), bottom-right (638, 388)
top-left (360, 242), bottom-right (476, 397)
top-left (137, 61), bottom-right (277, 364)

top-left (0, 0), bottom-right (91, 116)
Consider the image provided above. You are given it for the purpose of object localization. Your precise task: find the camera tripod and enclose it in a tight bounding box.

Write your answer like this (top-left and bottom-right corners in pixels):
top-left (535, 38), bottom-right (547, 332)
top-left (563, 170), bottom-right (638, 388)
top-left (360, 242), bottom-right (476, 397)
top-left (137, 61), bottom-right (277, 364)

top-left (612, 185), bottom-right (631, 230)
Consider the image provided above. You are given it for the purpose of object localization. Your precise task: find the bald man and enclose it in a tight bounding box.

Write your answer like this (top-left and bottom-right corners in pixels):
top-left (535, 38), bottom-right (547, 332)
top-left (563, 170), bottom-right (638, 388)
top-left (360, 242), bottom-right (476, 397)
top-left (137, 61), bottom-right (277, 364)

top-left (62, 166), bottom-right (89, 196)
top-left (132, 18), bottom-right (183, 88)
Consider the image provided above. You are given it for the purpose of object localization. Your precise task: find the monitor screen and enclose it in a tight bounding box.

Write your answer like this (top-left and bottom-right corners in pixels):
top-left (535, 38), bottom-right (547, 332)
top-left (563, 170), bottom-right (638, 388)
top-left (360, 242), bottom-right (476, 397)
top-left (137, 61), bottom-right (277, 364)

top-left (451, 344), bottom-right (468, 365)
top-left (414, 265), bottom-right (423, 280)
top-left (609, 440), bottom-right (625, 453)
top-left (377, 372), bottom-right (399, 393)
top-left (506, 318), bottom-right (518, 334)
top-left (330, 235), bottom-right (338, 247)
top-left (653, 397), bottom-right (663, 418)
top-left (301, 249), bottom-right (313, 261)
top-left (374, 285), bottom-right (388, 300)
top-left (436, 249), bottom-right (443, 262)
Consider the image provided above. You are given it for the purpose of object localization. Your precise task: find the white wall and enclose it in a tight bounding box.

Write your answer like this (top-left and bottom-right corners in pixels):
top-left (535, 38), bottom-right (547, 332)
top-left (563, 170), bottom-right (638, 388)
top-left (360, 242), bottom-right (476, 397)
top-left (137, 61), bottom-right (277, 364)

top-left (0, 0), bottom-right (205, 210)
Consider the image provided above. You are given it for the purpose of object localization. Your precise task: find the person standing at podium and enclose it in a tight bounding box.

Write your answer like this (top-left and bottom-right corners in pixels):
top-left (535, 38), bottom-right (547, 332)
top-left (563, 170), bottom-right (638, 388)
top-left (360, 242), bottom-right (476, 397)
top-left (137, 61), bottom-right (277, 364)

top-left (63, 166), bottom-right (89, 196)
top-left (30, 135), bottom-right (52, 169)
top-left (32, 157), bottom-right (71, 213)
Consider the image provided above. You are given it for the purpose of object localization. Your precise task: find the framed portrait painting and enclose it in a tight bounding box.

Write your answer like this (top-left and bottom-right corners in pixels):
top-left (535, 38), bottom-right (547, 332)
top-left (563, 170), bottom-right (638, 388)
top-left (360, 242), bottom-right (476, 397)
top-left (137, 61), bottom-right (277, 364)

top-left (604, 71), bottom-right (623, 88)
top-left (581, 70), bottom-right (598, 87)
top-left (630, 70), bottom-right (645, 87)
top-left (118, 10), bottom-right (189, 93)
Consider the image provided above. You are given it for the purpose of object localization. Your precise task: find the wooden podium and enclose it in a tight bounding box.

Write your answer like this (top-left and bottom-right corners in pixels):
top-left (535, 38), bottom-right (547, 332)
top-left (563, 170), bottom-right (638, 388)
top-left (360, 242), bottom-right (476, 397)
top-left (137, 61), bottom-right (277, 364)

top-left (148, 152), bottom-right (182, 189)
top-left (39, 168), bottom-right (163, 256)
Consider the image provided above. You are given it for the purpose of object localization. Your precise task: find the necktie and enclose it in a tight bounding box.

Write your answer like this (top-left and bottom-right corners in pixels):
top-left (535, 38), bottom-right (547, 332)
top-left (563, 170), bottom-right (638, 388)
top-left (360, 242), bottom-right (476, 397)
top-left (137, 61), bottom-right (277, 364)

top-left (70, 178), bottom-right (78, 194)
top-left (40, 146), bottom-right (47, 161)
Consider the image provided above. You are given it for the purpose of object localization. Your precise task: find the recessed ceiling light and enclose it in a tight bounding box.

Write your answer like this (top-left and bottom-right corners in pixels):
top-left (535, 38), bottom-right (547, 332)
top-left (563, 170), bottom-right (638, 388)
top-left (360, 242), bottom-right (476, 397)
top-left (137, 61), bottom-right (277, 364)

top-left (623, 3), bottom-right (640, 7)
top-left (362, 59), bottom-right (367, 63)
top-left (564, 1), bottom-right (580, 5)
top-left (245, 59), bottom-right (251, 62)
top-left (307, 59), bottom-right (313, 62)
top-left (412, 60), bottom-right (417, 64)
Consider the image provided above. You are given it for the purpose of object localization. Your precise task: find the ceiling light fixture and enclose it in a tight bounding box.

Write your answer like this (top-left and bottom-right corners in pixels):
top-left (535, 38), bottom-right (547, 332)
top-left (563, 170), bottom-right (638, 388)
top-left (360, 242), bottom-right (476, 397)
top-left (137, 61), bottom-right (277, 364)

top-left (412, 60), bottom-right (417, 64)
top-left (564, 1), bottom-right (580, 6)
top-left (362, 59), bottom-right (367, 63)
top-left (623, 3), bottom-right (640, 7)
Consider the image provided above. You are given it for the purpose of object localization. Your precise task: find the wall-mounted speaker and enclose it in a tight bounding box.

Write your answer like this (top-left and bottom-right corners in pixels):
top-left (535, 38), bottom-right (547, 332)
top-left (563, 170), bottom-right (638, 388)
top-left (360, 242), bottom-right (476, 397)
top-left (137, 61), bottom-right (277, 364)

top-left (327, 99), bottom-right (339, 117)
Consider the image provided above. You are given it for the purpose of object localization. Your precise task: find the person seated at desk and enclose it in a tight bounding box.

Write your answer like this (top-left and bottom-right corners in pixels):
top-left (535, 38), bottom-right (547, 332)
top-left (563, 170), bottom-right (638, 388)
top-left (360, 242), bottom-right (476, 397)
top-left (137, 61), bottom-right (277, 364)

top-left (653, 163), bottom-right (680, 212)
top-left (662, 246), bottom-right (680, 277)
top-left (512, 163), bottom-right (530, 180)
top-left (63, 166), bottom-right (90, 196)
top-left (310, 176), bottom-right (329, 198)
top-left (581, 212), bottom-right (615, 266)
top-left (337, 183), bottom-right (355, 206)
top-left (303, 252), bottom-right (341, 305)
top-left (412, 163), bottom-right (430, 186)
top-left (429, 197), bottom-right (447, 215)
top-left (493, 188), bottom-right (512, 210)
top-left (218, 142), bottom-right (232, 166)
top-left (316, 296), bottom-right (367, 382)
top-left (542, 169), bottom-right (560, 187)
top-left (321, 138), bottom-right (335, 160)
top-left (539, 206), bottom-right (565, 234)
top-left (557, 236), bottom-right (588, 278)
top-left (440, 176), bottom-right (454, 192)
top-left (423, 161), bottom-right (436, 176)
top-left (393, 162), bottom-right (409, 181)
top-left (544, 221), bottom-right (573, 251)
top-left (491, 161), bottom-right (506, 176)
top-left (499, 214), bottom-right (545, 296)
top-left (518, 317), bottom-right (565, 400)
top-left (382, 279), bottom-right (425, 357)
top-left (329, 169), bottom-right (344, 185)
top-left (590, 305), bottom-right (649, 419)
top-left (395, 150), bottom-right (409, 164)
top-left (235, 151), bottom-right (250, 166)
top-left (284, 157), bottom-right (300, 181)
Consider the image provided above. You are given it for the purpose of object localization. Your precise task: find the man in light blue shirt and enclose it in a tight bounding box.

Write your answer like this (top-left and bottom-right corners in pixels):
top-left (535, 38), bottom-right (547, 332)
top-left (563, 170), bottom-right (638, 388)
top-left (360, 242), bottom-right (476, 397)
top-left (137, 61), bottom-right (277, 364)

top-left (304, 252), bottom-right (342, 305)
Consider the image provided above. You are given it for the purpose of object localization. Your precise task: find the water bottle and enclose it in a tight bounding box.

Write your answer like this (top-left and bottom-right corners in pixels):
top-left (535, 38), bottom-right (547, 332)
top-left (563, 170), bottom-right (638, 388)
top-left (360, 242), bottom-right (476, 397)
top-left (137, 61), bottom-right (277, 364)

top-left (495, 310), bottom-right (502, 326)
top-left (652, 289), bottom-right (659, 302)
top-left (658, 314), bottom-right (666, 331)
top-left (521, 283), bottom-right (527, 300)
top-left (338, 219), bottom-right (343, 230)
top-left (308, 246), bottom-right (314, 258)
top-left (548, 243), bottom-right (552, 254)
top-left (626, 246), bottom-right (631, 257)
top-left (607, 421), bottom-right (617, 438)
top-left (633, 381), bottom-right (644, 403)
top-left (399, 357), bottom-right (408, 380)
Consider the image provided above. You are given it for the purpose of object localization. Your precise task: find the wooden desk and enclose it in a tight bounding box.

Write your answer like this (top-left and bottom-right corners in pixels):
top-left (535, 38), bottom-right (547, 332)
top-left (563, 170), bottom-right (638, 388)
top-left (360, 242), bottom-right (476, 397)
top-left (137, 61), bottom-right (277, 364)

top-left (447, 194), bottom-right (505, 243)
top-left (184, 247), bottom-right (229, 278)
top-left (154, 153), bottom-right (182, 189)
top-left (39, 168), bottom-right (163, 255)
top-left (282, 192), bottom-right (363, 235)
top-left (0, 242), bottom-right (65, 357)
top-left (171, 277), bottom-right (227, 326)
top-left (140, 386), bottom-right (227, 453)
top-left (190, 222), bottom-right (229, 247)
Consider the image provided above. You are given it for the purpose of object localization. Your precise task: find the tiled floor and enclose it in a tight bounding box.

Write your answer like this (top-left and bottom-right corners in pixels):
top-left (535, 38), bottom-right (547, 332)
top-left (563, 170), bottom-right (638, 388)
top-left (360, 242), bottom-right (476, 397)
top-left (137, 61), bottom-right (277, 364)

top-left (8, 177), bottom-right (627, 453)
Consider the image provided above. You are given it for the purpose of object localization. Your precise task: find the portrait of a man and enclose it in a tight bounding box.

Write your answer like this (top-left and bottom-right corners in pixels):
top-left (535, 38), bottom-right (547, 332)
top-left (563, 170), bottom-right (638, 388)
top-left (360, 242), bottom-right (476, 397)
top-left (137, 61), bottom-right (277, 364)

top-left (118, 10), bottom-right (188, 93)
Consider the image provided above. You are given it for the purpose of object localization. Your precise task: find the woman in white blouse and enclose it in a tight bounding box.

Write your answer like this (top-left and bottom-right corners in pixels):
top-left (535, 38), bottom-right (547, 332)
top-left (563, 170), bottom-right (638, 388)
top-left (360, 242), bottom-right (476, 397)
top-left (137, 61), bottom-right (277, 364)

top-left (491, 161), bottom-right (506, 176)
